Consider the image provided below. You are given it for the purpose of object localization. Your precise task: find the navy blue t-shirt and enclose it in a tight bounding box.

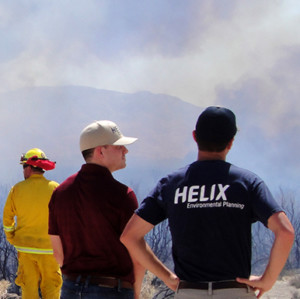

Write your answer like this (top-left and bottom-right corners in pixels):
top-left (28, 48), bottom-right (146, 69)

top-left (136, 160), bottom-right (282, 282)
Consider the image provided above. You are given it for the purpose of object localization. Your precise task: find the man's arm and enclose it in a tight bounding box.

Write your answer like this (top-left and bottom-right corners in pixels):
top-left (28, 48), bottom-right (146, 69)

top-left (237, 211), bottom-right (294, 298)
top-left (120, 214), bottom-right (179, 292)
top-left (131, 257), bottom-right (145, 299)
top-left (50, 234), bottom-right (64, 267)
top-left (3, 189), bottom-right (16, 244)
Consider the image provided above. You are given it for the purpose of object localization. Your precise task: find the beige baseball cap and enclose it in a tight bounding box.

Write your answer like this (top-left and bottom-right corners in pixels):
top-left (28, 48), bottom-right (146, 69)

top-left (80, 120), bottom-right (138, 152)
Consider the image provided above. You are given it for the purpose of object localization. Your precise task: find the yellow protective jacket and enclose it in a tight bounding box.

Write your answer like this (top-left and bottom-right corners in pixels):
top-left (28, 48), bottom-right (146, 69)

top-left (3, 174), bottom-right (59, 254)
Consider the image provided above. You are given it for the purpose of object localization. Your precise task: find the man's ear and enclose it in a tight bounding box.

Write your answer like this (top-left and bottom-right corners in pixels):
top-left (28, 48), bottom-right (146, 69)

top-left (227, 138), bottom-right (234, 150)
top-left (192, 130), bottom-right (197, 142)
top-left (95, 146), bottom-right (104, 158)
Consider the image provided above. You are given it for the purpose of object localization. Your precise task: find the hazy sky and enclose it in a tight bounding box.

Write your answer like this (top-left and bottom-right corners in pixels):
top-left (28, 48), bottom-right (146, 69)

top-left (0, 1), bottom-right (299, 195)
top-left (0, 1), bottom-right (299, 105)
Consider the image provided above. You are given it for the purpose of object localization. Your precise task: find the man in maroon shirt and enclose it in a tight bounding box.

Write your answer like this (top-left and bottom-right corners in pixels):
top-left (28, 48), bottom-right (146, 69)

top-left (49, 120), bottom-right (144, 299)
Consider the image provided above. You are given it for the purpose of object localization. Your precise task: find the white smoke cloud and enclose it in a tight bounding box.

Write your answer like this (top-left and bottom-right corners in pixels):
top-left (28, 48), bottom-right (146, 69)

top-left (0, 0), bottom-right (299, 192)
top-left (0, 1), bottom-right (299, 106)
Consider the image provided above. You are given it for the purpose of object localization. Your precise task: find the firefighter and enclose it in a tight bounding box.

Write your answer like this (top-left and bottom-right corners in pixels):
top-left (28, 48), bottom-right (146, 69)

top-left (3, 148), bottom-right (62, 299)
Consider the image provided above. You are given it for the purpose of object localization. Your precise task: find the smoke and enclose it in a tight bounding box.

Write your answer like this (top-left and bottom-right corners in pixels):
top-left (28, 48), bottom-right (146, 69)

top-left (0, 1), bottom-right (299, 107)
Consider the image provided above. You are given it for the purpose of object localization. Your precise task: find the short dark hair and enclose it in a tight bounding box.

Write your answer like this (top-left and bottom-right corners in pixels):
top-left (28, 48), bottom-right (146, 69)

top-left (24, 164), bottom-right (45, 174)
top-left (195, 106), bottom-right (237, 152)
top-left (81, 148), bottom-right (95, 161)
top-left (194, 136), bottom-right (231, 152)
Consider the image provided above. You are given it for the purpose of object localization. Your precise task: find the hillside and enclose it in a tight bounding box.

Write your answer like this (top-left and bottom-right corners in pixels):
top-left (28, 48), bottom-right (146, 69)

top-left (0, 85), bottom-right (298, 199)
top-left (0, 86), bottom-right (199, 199)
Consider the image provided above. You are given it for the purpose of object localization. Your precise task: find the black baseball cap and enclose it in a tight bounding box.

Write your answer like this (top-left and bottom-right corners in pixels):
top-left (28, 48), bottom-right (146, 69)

top-left (195, 106), bottom-right (237, 143)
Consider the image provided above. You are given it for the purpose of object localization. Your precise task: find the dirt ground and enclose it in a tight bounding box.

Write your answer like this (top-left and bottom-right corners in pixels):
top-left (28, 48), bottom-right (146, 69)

top-left (261, 275), bottom-right (300, 299)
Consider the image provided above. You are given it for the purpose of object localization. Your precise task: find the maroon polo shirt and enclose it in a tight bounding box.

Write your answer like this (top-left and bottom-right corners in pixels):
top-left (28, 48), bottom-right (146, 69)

top-left (48, 163), bottom-right (138, 283)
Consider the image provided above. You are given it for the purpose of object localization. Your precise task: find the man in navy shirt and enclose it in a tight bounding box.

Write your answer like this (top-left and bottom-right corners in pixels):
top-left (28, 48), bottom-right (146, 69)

top-left (121, 106), bottom-right (294, 299)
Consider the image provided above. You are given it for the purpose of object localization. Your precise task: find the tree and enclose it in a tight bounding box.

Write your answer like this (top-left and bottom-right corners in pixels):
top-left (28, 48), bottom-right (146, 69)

top-left (277, 189), bottom-right (300, 270)
top-left (0, 184), bottom-right (20, 294)
top-left (145, 220), bottom-right (174, 298)
top-left (0, 223), bottom-right (19, 293)
top-left (245, 189), bottom-right (299, 275)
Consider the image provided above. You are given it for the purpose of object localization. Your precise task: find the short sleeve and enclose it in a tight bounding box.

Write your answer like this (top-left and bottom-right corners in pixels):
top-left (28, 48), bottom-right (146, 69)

top-left (136, 178), bottom-right (168, 225)
top-left (48, 190), bottom-right (59, 235)
top-left (251, 180), bottom-right (282, 227)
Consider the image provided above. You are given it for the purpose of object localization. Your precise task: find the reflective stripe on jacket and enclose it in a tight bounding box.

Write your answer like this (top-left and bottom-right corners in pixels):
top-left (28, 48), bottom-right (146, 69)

top-left (14, 245), bottom-right (54, 254)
